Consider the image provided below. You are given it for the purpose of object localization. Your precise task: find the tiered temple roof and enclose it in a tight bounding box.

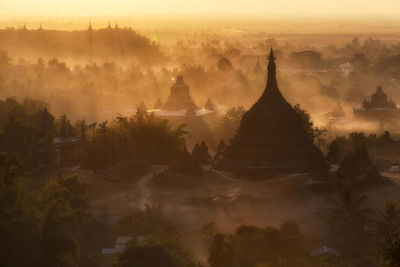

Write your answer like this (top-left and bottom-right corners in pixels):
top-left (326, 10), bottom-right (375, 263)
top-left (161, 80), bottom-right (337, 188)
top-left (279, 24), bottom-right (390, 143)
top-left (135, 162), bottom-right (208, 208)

top-left (216, 49), bottom-right (325, 174)
top-left (353, 86), bottom-right (400, 121)
top-left (162, 75), bottom-right (199, 111)
top-left (362, 86), bottom-right (397, 110)
top-left (152, 75), bottom-right (214, 118)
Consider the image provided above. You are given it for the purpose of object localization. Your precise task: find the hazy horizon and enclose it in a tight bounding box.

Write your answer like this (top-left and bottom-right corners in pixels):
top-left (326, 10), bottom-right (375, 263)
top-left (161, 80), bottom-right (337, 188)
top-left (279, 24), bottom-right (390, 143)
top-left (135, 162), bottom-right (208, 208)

top-left (1, 0), bottom-right (400, 17)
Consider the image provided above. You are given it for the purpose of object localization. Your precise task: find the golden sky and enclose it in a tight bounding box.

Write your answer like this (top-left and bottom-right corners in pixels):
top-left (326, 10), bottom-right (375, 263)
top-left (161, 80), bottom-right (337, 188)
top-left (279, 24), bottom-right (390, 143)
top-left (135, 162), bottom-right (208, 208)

top-left (1, 0), bottom-right (399, 17)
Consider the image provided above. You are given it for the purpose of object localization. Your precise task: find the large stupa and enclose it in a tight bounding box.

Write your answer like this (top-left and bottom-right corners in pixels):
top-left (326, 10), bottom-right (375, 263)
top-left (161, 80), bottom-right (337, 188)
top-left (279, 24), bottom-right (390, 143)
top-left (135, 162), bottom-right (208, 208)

top-left (216, 49), bottom-right (325, 174)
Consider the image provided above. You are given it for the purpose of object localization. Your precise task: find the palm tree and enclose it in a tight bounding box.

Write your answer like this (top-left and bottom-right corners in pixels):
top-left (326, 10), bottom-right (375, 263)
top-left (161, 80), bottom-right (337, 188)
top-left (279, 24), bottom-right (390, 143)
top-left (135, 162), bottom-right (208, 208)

top-left (75, 120), bottom-right (88, 144)
top-left (378, 201), bottom-right (400, 234)
top-left (374, 201), bottom-right (400, 267)
top-left (323, 182), bottom-right (370, 245)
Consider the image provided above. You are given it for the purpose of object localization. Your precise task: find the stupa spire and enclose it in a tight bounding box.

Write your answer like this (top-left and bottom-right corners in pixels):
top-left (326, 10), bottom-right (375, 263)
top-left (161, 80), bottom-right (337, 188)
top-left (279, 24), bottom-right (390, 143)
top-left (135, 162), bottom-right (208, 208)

top-left (259, 47), bottom-right (282, 100)
top-left (267, 48), bottom-right (276, 73)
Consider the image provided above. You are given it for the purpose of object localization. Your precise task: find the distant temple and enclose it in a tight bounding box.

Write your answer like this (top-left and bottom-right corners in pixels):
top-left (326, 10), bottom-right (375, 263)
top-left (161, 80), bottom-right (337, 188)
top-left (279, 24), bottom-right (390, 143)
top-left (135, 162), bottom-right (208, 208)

top-left (216, 49), bottom-right (325, 175)
top-left (151, 75), bottom-right (216, 145)
top-left (161, 76), bottom-right (199, 111)
top-left (353, 86), bottom-right (400, 121)
top-left (152, 75), bottom-right (214, 119)
top-left (253, 56), bottom-right (263, 74)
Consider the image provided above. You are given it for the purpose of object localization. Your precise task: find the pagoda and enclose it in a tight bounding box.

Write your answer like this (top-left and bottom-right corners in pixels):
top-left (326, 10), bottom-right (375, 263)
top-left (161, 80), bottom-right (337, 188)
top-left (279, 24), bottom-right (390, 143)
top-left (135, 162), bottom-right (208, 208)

top-left (253, 56), bottom-right (263, 74)
top-left (161, 75), bottom-right (199, 111)
top-left (216, 49), bottom-right (325, 175)
top-left (151, 75), bottom-right (216, 146)
top-left (152, 75), bottom-right (214, 118)
top-left (353, 86), bottom-right (400, 121)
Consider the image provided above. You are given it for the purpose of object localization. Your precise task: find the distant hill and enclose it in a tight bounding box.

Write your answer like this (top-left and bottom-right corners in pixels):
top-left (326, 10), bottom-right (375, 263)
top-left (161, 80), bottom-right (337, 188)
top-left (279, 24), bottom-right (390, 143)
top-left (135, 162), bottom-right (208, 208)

top-left (0, 26), bottom-right (164, 65)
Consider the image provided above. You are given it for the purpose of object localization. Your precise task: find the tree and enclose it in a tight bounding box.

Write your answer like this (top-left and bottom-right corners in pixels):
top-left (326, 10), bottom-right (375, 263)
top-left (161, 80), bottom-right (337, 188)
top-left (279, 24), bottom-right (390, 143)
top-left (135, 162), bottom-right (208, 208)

top-left (57, 114), bottom-right (74, 138)
top-left (374, 201), bottom-right (400, 266)
top-left (348, 132), bottom-right (367, 149)
top-left (0, 152), bottom-right (91, 267)
top-left (39, 176), bottom-right (89, 267)
top-left (293, 104), bottom-right (326, 141)
top-left (114, 242), bottom-right (178, 267)
top-left (208, 223), bottom-right (309, 267)
top-left (214, 140), bottom-right (226, 161)
top-left (0, 152), bottom-right (41, 267)
top-left (75, 120), bottom-right (88, 144)
top-left (336, 145), bottom-right (381, 180)
top-left (192, 141), bottom-right (211, 164)
top-left (218, 107), bottom-right (246, 140)
top-left (323, 183), bottom-right (370, 254)
top-left (217, 57), bottom-right (233, 72)
top-left (327, 139), bottom-right (341, 163)
top-left (208, 234), bottom-right (237, 267)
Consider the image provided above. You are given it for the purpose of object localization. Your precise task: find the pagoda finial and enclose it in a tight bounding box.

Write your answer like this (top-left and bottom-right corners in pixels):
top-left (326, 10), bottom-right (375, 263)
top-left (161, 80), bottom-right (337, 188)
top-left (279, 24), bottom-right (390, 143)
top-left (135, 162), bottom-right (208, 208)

top-left (88, 22), bottom-right (93, 31)
top-left (267, 47), bottom-right (276, 74)
top-left (261, 47), bottom-right (281, 96)
top-left (107, 21), bottom-right (112, 30)
top-left (268, 47), bottom-right (275, 60)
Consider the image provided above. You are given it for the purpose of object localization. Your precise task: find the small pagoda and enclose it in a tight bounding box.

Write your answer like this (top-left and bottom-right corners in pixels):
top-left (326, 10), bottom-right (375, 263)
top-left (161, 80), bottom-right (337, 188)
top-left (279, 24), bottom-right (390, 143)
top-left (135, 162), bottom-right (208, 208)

top-left (216, 49), bottom-right (325, 175)
top-left (253, 56), bottom-right (263, 74)
top-left (353, 86), bottom-right (400, 121)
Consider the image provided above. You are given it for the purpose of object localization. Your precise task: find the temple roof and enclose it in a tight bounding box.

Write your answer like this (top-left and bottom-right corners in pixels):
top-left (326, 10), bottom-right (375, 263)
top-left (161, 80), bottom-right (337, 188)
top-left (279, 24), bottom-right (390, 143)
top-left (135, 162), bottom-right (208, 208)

top-left (362, 86), bottom-right (397, 110)
top-left (162, 75), bottom-right (199, 111)
top-left (216, 48), bottom-right (325, 174)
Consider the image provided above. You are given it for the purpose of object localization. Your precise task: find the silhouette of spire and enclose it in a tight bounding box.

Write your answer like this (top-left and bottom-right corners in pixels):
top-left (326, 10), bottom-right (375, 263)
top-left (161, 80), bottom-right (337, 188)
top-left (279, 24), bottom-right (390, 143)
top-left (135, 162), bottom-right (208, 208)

top-left (22, 23), bottom-right (27, 30)
top-left (267, 48), bottom-right (276, 73)
top-left (88, 22), bottom-right (93, 31)
top-left (38, 23), bottom-right (43, 30)
top-left (261, 47), bottom-right (281, 97)
top-left (107, 21), bottom-right (112, 30)
top-left (114, 23), bottom-right (119, 30)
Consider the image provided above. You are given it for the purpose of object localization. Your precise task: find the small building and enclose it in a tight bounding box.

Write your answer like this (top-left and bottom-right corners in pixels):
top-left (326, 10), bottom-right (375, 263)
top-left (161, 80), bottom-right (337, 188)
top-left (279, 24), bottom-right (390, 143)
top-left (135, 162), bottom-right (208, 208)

top-left (339, 62), bottom-right (354, 76)
top-left (53, 137), bottom-right (81, 167)
top-left (389, 166), bottom-right (400, 174)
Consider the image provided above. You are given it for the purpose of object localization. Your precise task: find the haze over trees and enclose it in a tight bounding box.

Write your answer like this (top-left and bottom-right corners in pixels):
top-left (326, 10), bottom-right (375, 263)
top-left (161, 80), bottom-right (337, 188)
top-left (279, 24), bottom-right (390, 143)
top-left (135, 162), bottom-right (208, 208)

top-left (1, 17), bottom-right (400, 267)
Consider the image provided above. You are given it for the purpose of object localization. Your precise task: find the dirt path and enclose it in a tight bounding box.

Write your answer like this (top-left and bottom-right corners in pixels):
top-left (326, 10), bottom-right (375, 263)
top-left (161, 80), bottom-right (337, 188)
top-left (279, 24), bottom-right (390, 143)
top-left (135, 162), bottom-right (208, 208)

top-left (210, 166), bottom-right (309, 184)
top-left (382, 172), bottom-right (400, 184)
top-left (90, 165), bottom-right (167, 206)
